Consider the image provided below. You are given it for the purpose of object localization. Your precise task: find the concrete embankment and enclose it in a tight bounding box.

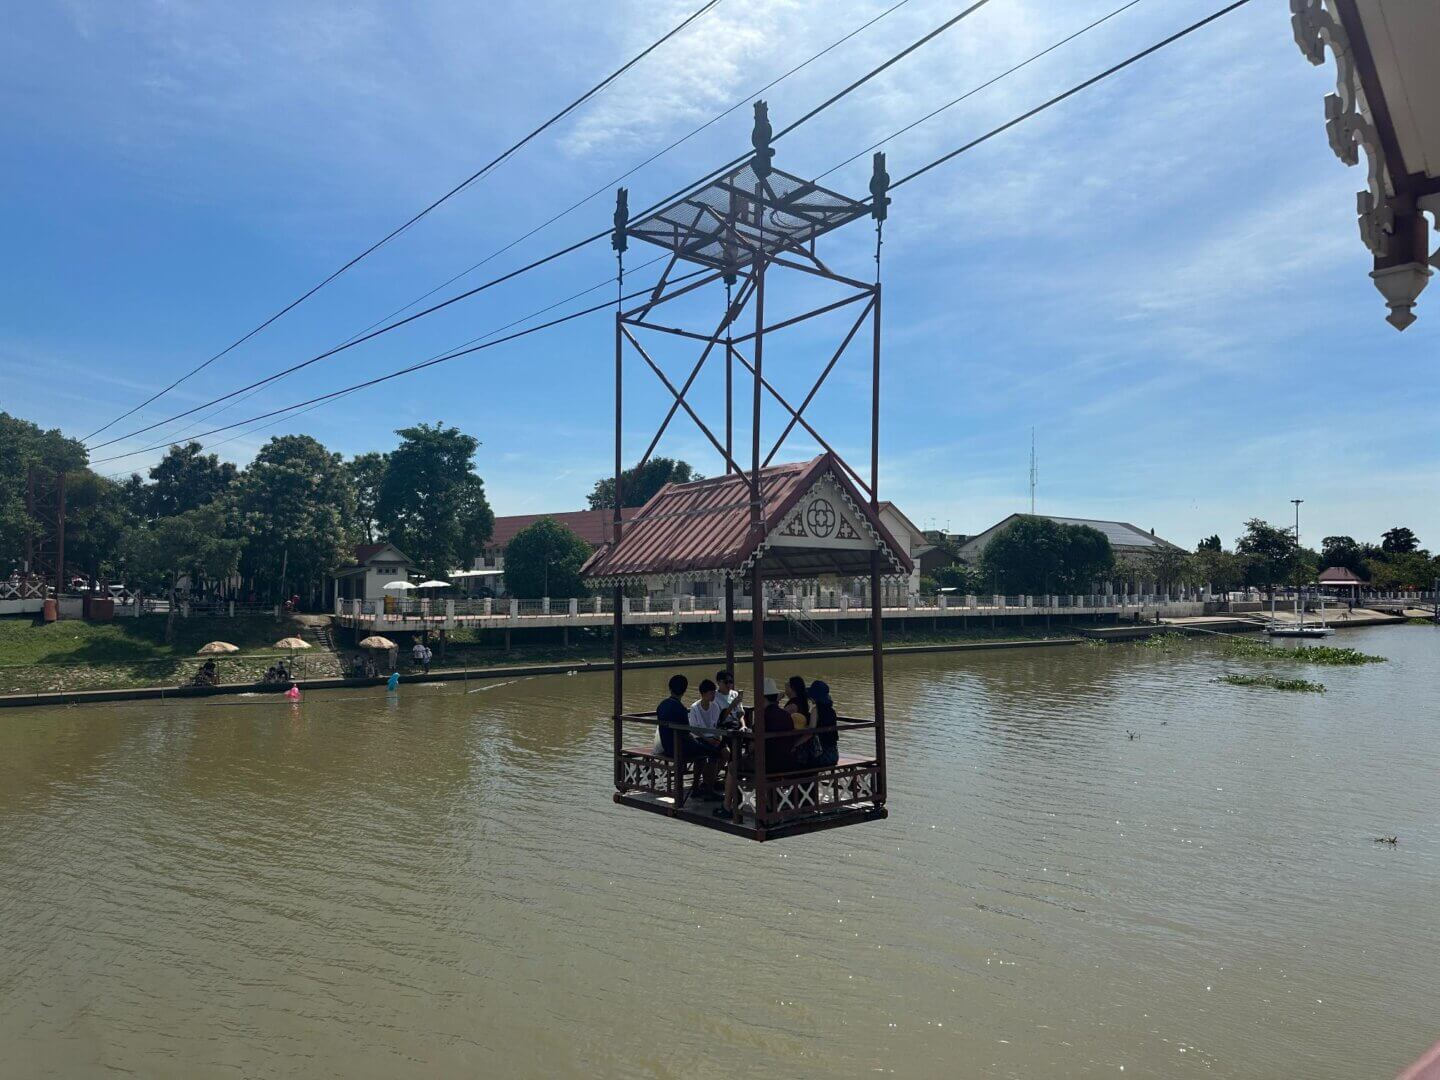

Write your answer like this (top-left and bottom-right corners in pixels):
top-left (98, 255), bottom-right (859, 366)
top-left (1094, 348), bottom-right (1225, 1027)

top-left (1066, 608), bottom-right (1407, 641)
top-left (0, 636), bottom-right (1081, 710)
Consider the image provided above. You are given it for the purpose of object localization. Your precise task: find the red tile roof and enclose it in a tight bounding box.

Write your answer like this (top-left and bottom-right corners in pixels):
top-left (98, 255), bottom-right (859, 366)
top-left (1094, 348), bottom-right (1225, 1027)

top-left (581, 454), bottom-right (912, 582)
top-left (486, 508), bottom-right (638, 551)
top-left (352, 542), bottom-right (408, 565)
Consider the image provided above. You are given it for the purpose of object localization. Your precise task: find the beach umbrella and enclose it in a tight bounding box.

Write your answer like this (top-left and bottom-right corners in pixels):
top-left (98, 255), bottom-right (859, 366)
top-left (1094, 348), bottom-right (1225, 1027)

top-left (382, 580), bottom-right (417, 591)
top-left (358, 636), bottom-right (397, 650)
top-left (415, 579), bottom-right (450, 589)
top-left (274, 637), bottom-right (311, 651)
top-left (196, 641), bottom-right (239, 655)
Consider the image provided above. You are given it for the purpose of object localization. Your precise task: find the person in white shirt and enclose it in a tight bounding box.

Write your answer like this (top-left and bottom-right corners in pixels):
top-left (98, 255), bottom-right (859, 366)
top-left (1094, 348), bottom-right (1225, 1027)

top-left (714, 670), bottom-right (744, 727)
top-left (411, 641), bottom-right (426, 669)
top-left (687, 678), bottom-right (724, 797)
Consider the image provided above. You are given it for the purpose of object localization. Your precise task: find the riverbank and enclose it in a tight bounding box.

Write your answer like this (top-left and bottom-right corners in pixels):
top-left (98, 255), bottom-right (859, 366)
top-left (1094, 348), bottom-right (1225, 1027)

top-left (0, 635), bottom-right (1081, 709)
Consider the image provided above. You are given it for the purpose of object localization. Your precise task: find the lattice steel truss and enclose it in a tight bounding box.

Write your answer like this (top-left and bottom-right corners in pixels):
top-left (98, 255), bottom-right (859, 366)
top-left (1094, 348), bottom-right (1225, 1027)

top-left (603, 102), bottom-right (896, 840)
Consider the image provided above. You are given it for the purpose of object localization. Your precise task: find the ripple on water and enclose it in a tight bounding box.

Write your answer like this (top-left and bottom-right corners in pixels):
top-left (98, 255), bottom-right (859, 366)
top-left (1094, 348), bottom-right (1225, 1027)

top-left (0, 627), bottom-right (1437, 1078)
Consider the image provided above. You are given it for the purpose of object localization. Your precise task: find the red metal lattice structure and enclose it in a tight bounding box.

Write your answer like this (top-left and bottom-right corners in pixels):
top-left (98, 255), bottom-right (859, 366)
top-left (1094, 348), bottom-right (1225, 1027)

top-left (587, 102), bottom-right (904, 841)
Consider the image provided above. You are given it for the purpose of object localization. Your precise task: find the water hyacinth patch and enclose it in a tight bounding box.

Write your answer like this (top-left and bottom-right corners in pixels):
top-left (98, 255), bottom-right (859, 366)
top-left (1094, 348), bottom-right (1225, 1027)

top-left (1219, 674), bottom-right (1326, 693)
top-left (1221, 638), bottom-right (1386, 666)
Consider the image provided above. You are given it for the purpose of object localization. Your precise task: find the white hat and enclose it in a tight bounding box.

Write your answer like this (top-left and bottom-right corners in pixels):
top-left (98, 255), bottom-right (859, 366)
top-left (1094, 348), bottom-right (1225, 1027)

top-left (762, 677), bottom-right (781, 696)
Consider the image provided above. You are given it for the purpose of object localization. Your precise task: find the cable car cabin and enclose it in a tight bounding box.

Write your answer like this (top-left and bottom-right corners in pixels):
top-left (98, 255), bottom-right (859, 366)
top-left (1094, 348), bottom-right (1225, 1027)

top-left (583, 455), bottom-right (912, 841)
top-left (592, 105), bottom-right (903, 839)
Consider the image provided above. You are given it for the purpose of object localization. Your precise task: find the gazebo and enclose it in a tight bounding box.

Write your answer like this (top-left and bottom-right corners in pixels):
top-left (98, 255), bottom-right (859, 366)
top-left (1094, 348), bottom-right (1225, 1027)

top-left (586, 102), bottom-right (908, 841)
top-left (1317, 564), bottom-right (1366, 600)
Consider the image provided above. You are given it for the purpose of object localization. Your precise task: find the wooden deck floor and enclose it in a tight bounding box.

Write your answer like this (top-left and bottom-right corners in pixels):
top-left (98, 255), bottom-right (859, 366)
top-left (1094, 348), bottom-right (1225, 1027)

top-left (614, 790), bottom-right (887, 842)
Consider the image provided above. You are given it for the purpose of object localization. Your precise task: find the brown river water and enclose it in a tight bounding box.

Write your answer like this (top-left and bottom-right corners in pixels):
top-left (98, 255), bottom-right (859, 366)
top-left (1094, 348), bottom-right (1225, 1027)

top-left (2, 626), bottom-right (1437, 1079)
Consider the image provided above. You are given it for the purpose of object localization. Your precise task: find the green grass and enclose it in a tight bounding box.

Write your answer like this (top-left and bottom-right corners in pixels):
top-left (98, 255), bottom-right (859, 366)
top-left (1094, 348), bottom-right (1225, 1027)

top-left (0, 615), bottom-right (337, 694)
top-left (1219, 673), bottom-right (1326, 693)
top-left (1220, 637), bottom-right (1386, 666)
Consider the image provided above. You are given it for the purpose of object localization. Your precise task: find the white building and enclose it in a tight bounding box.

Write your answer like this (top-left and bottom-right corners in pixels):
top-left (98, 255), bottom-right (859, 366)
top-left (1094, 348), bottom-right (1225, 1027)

top-left (328, 542), bottom-right (413, 605)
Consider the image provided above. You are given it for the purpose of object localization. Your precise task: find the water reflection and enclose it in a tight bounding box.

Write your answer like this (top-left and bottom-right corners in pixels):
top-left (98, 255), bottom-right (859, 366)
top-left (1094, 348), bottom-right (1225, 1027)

top-left (1, 628), bottom-right (1438, 1078)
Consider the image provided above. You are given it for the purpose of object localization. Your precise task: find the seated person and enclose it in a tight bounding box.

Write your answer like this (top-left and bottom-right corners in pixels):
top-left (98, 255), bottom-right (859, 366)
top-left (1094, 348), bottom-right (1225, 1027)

top-left (262, 664), bottom-right (279, 684)
top-left (794, 679), bottom-right (840, 768)
top-left (714, 670), bottom-right (744, 728)
top-left (350, 654), bottom-right (368, 678)
top-left (687, 679), bottom-right (726, 798)
top-left (194, 659), bottom-right (218, 687)
top-left (688, 679), bottom-right (723, 744)
top-left (759, 677), bottom-right (799, 775)
top-left (784, 675), bottom-right (813, 729)
top-left (656, 674), bottom-right (717, 797)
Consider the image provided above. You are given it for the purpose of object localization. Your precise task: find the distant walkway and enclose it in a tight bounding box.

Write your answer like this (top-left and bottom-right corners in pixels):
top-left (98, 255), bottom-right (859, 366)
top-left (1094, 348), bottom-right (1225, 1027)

top-left (336, 594), bottom-right (1209, 635)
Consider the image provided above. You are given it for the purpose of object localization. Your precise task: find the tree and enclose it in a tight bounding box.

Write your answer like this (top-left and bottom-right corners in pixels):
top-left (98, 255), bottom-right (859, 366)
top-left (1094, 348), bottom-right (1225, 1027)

top-left (1197, 534), bottom-right (1222, 552)
top-left (503, 518), bottom-right (593, 598)
top-left (1366, 551), bottom-right (1438, 589)
top-left (63, 472), bottom-right (137, 584)
top-left (0, 412), bottom-right (88, 572)
top-left (979, 515), bottom-right (1114, 594)
top-left (137, 441), bottom-right (237, 520)
top-left (346, 451), bottom-right (389, 544)
top-left (1381, 526), bottom-right (1421, 555)
top-left (1320, 535), bottom-right (1366, 574)
top-left (587, 457), bottom-right (701, 510)
top-left (1193, 545), bottom-right (1247, 595)
top-left (123, 504), bottom-right (242, 642)
top-left (922, 562), bottom-right (984, 596)
top-left (236, 435), bottom-right (357, 606)
top-left (1140, 545), bottom-right (1196, 591)
top-left (376, 423), bottom-right (493, 578)
top-left (1236, 518), bottom-right (1298, 599)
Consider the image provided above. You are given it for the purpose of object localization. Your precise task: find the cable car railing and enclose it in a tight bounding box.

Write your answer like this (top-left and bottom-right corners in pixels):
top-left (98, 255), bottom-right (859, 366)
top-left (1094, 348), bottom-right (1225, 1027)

top-left (614, 709), bottom-right (882, 826)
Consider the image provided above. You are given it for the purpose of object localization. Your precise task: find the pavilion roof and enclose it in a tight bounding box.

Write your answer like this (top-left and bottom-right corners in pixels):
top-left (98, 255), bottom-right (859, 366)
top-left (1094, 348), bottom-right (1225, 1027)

top-left (581, 454), bottom-right (911, 584)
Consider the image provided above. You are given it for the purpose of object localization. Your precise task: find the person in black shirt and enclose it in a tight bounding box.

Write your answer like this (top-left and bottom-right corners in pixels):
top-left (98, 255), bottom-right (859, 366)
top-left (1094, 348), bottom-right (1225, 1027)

top-left (800, 679), bottom-right (840, 767)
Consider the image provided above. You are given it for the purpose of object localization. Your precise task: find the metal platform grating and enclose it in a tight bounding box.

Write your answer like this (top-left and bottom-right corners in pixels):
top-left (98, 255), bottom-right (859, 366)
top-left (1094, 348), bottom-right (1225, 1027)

top-left (627, 162), bottom-right (868, 271)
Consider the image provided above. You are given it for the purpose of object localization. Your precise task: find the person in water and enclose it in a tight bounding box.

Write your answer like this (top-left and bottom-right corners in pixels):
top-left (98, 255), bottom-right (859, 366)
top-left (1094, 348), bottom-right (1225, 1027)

top-left (386, 671), bottom-right (400, 691)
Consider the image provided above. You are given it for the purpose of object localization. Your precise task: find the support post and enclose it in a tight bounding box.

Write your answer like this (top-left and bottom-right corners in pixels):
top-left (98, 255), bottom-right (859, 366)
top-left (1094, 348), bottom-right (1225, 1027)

top-left (612, 303), bottom-right (625, 789)
top-left (870, 283), bottom-right (886, 806)
top-left (751, 558), bottom-right (767, 832)
top-left (55, 472), bottom-right (66, 610)
top-left (724, 575), bottom-right (736, 675)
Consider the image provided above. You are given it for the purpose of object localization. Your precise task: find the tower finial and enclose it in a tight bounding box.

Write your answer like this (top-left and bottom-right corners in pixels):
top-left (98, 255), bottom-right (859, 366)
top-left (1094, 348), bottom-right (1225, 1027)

top-left (869, 151), bottom-right (891, 222)
top-left (751, 101), bottom-right (774, 182)
top-left (611, 188), bottom-right (629, 253)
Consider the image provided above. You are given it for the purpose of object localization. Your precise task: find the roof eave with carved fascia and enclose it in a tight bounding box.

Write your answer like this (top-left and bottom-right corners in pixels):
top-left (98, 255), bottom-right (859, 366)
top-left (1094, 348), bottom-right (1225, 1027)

top-left (1292, 0), bottom-right (1438, 330)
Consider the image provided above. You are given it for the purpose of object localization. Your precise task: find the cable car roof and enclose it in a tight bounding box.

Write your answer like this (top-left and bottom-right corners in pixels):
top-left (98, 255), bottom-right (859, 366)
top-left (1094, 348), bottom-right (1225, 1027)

top-left (582, 454), bottom-right (912, 585)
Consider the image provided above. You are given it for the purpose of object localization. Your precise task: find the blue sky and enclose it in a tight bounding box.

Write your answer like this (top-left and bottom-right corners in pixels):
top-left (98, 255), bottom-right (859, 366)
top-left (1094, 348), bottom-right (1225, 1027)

top-left (3, 0), bottom-right (1436, 550)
